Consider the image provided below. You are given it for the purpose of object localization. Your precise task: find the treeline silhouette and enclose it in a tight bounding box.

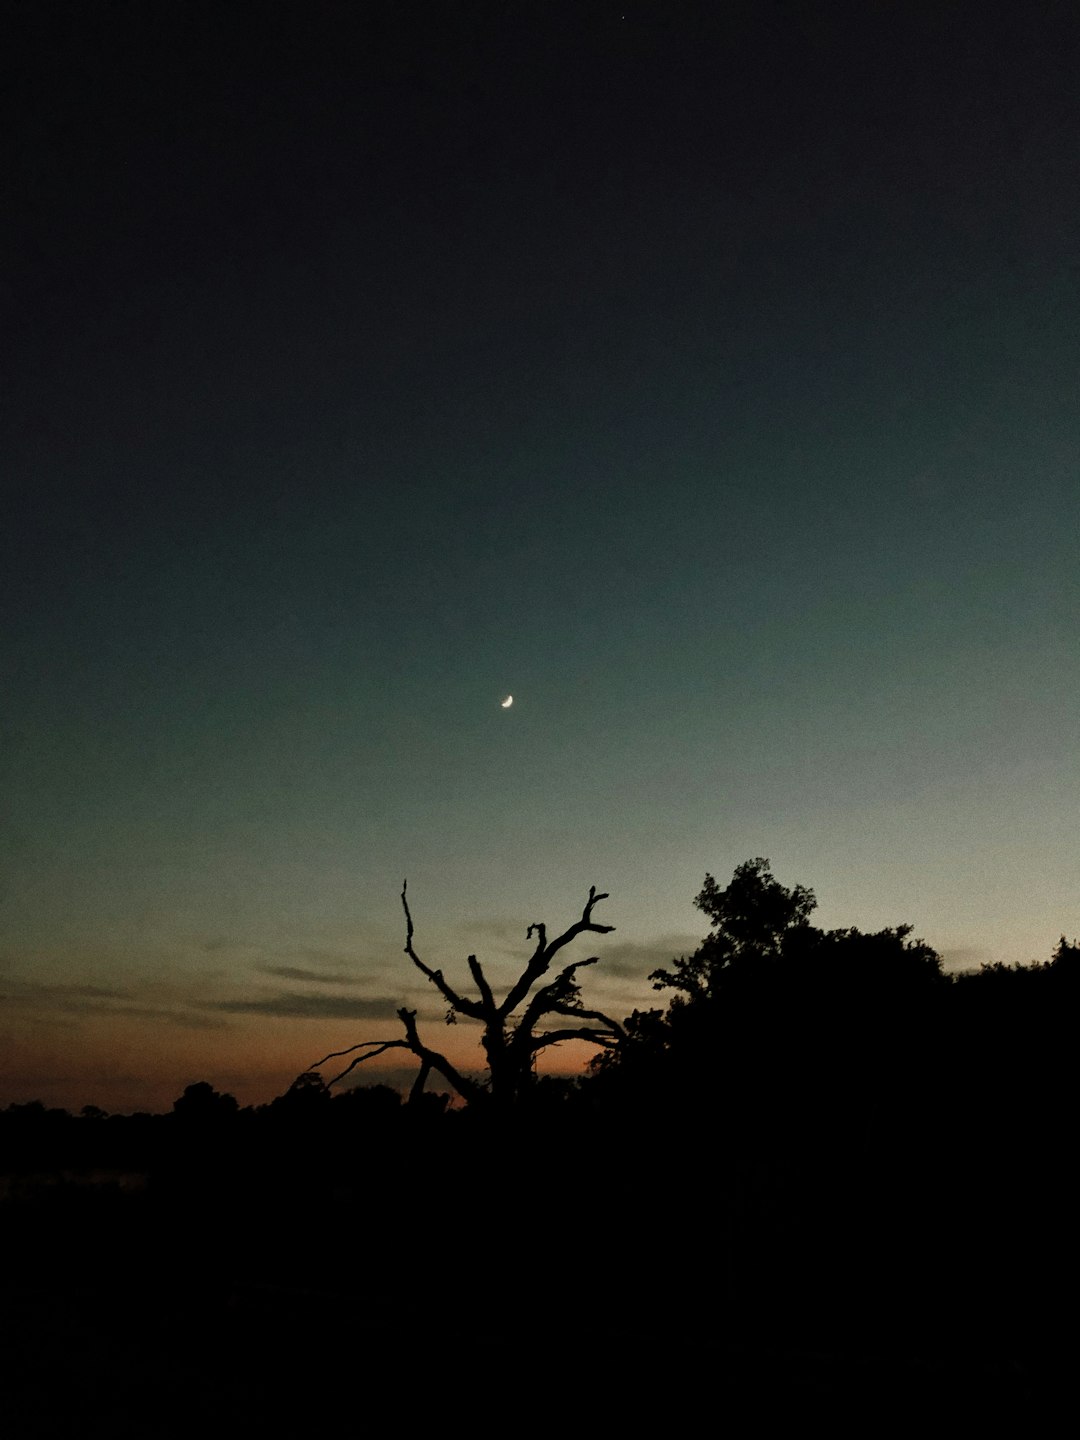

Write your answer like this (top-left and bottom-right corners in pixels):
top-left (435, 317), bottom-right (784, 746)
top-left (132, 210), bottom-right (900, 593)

top-left (2, 859), bottom-right (1075, 1425)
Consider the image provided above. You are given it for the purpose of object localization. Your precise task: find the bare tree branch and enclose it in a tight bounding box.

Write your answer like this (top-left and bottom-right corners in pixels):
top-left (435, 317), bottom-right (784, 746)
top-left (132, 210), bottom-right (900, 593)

top-left (543, 1002), bottom-right (626, 1034)
top-left (467, 954), bottom-right (497, 1018)
top-left (499, 887), bottom-right (614, 1019)
top-left (307, 1039), bottom-right (405, 1071)
top-left (516, 957), bottom-right (600, 1034)
top-left (323, 1039), bottom-right (412, 1087)
top-left (530, 1027), bottom-right (622, 1052)
top-left (525, 920), bottom-right (547, 958)
top-left (401, 881), bottom-right (485, 1022)
top-left (409, 1060), bottom-right (432, 1105)
top-left (397, 1007), bottom-right (486, 1105)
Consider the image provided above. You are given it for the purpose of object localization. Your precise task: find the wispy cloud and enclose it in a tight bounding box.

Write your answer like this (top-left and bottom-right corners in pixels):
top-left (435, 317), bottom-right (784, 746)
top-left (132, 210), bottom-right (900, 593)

top-left (1, 978), bottom-right (229, 1030)
top-left (2, 973), bottom-right (133, 1008)
top-left (257, 964), bottom-right (371, 986)
top-left (939, 946), bottom-right (990, 974)
top-left (200, 933), bottom-right (388, 963)
top-left (104, 1005), bottom-right (229, 1031)
top-left (208, 992), bottom-right (402, 1021)
top-left (451, 917), bottom-right (531, 942)
top-left (592, 935), bottom-right (701, 980)
top-left (4, 980), bottom-right (135, 1003)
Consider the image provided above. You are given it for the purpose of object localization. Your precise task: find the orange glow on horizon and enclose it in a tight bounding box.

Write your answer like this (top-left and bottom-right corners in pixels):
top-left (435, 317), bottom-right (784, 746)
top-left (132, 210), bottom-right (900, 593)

top-left (2, 1006), bottom-right (603, 1115)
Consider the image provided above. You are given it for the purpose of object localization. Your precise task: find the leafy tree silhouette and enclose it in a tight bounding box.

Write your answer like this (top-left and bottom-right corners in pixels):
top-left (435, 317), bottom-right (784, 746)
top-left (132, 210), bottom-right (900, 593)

top-left (649, 856), bottom-right (818, 1001)
top-left (1050, 933), bottom-right (1080, 980)
top-left (331, 1082), bottom-right (401, 1119)
top-left (594, 857), bottom-right (946, 1118)
top-left (172, 1081), bottom-right (238, 1121)
top-left (302, 882), bottom-right (625, 1107)
top-left (649, 856), bottom-right (944, 1024)
top-left (270, 1070), bottom-right (332, 1116)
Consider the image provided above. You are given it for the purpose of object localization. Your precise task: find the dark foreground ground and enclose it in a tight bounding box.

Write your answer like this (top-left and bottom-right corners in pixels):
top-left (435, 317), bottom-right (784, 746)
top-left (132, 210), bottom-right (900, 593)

top-left (1, 1149), bottom-right (1070, 1436)
top-left (3, 1282), bottom-right (1053, 1436)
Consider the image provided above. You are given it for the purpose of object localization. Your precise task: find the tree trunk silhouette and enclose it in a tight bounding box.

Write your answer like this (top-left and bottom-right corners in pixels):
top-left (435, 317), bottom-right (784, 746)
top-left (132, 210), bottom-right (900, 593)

top-left (304, 883), bottom-right (625, 1106)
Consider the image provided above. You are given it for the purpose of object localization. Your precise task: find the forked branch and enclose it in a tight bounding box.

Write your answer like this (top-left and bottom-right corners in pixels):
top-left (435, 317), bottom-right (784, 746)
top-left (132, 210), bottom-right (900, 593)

top-left (500, 887), bottom-right (615, 1019)
top-left (401, 881), bottom-right (486, 1022)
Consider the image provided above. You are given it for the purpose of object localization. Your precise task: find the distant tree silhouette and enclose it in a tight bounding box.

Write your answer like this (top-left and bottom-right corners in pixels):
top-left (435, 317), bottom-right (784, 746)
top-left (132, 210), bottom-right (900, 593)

top-left (331, 1083), bottom-right (402, 1120)
top-left (172, 1081), bottom-right (238, 1121)
top-left (1050, 934), bottom-right (1080, 979)
top-left (269, 1070), bottom-right (331, 1116)
top-left (302, 882), bottom-right (625, 1107)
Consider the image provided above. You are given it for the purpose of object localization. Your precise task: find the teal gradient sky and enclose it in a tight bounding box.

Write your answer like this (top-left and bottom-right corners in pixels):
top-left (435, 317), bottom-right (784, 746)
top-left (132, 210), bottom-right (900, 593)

top-left (3, 3), bottom-right (1078, 1110)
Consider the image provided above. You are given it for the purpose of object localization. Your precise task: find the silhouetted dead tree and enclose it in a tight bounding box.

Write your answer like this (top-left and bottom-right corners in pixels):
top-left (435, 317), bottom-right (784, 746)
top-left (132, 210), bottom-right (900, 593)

top-left (304, 882), bottom-right (625, 1106)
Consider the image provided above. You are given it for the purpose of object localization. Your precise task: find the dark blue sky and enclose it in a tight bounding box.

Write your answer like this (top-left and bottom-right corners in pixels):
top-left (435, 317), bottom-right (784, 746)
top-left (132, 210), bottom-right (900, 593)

top-left (4, 2), bottom-right (1078, 1109)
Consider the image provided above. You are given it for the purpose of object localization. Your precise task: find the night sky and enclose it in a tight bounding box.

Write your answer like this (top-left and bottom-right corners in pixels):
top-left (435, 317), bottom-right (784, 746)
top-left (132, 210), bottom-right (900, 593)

top-left (4, 1), bottom-right (1078, 1111)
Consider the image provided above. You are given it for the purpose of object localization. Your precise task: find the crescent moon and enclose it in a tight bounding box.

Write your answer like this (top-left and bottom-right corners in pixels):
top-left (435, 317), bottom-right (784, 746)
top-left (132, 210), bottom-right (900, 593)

top-left (501, 695), bottom-right (513, 708)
